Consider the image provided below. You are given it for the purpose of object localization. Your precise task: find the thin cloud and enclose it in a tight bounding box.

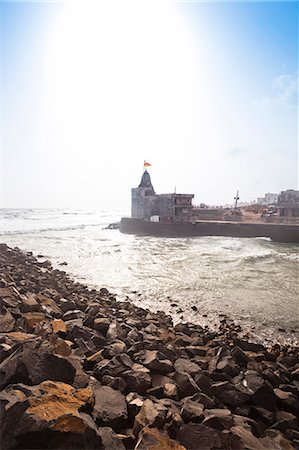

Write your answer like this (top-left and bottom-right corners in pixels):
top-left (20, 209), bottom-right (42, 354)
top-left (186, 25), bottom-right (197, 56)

top-left (225, 147), bottom-right (248, 157)
top-left (262, 73), bottom-right (298, 106)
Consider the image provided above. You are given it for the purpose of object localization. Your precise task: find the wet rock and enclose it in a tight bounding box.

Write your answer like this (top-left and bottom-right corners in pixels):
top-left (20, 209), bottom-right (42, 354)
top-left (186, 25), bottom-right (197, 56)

top-left (135, 427), bottom-right (186, 450)
top-left (231, 425), bottom-right (294, 450)
top-left (216, 355), bottom-right (240, 377)
top-left (36, 293), bottom-right (62, 317)
top-left (234, 338), bottom-right (265, 353)
top-left (249, 406), bottom-right (275, 427)
top-left (187, 392), bottom-right (216, 409)
top-left (92, 385), bottom-right (128, 430)
top-left (194, 373), bottom-right (213, 396)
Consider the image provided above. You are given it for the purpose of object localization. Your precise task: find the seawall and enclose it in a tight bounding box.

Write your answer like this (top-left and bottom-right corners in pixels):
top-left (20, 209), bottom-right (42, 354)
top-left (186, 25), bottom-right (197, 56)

top-left (120, 218), bottom-right (299, 243)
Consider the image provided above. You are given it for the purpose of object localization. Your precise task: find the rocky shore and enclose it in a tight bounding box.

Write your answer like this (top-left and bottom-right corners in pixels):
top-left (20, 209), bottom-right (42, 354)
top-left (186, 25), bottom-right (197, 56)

top-left (0, 243), bottom-right (298, 450)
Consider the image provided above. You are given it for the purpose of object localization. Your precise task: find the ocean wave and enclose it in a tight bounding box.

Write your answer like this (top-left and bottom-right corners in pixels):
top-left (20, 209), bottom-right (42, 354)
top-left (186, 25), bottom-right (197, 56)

top-left (0, 222), bottom-right (107, 236)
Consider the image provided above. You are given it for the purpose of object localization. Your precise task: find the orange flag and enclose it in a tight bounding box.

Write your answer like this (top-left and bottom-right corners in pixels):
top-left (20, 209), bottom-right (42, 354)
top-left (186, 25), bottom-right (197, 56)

top-left (144, 161), bottom-right (151, 167)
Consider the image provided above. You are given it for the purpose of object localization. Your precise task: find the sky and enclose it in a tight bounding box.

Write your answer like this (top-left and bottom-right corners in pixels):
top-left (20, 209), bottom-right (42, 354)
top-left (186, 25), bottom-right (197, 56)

top-left (1, 0), bottom-right (298, 209)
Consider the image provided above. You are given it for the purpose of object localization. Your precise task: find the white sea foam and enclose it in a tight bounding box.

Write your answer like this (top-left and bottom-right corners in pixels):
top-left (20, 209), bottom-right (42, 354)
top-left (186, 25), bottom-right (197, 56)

top-left (1, 208), bottom-right (298, 340)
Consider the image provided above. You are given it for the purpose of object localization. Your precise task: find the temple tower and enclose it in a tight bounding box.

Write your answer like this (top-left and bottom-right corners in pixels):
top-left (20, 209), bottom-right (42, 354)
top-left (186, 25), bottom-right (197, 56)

top-left (131, 170), bottom-right (156, 219)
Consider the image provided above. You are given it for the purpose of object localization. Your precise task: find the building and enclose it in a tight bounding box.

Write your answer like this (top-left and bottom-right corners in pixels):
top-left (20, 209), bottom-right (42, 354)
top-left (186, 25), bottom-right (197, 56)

top-left (132, 170), bottom-right (194, 222)
top-left (256, 193), bottom-right (279, 205)
top-left (277, 190), bottom-right (299, 219)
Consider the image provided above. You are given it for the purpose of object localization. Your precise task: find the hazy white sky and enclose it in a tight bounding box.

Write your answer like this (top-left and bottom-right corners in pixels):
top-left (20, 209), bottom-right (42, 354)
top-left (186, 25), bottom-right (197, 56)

top-left (1, 0), bottom-right (298, 209)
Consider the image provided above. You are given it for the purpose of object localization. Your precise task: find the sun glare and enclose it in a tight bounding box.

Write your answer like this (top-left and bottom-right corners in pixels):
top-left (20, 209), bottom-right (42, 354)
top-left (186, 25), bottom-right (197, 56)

top-left (45, 1), bottom-right (202, 167)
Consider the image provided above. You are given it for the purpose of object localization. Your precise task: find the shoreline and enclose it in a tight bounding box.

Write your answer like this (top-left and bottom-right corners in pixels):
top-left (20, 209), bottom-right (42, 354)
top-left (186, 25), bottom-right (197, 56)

top-left (0, 244), bottom-right (298, 449)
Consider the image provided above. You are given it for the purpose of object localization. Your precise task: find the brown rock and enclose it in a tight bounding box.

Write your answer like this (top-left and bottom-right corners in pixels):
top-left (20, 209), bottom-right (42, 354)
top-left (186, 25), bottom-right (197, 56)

top-left (0, 339), bottom-right (87, 389)
top-left (138, 350), bottom-right (173, 374)
top-left (174, 358), bottom-right (201, 375)
top-left (93, 317), bottom-right (111, 335)
top-left (94, 354), bottom-right (133, 379)
top-left (133, 399), bottom-right (167, 436)
top-left (20, 294), bottom-right (40, 313)
top-left (135, 427), bottom-right (186, 450)
top-left (123, 365), bottom-right (152, 394)
top-left (202, 408), bottom-right (233, 430)
top-left (0, 380), bottom-right (102, 449)
top-left (36, 293), bottom-right (62, 317)
top-left (22, 312), bottom-right (46, 332)
top-left (177, 423), bottom-right (241, 450)
top-left (92, 385), bottom-right (128, 429)
top-left (164, 383), bottom-right (178, 400)
top-left (274, 388), bottom-right (299, 414)
top-left (0, 307), bottom-right (15, 333)
top-left (173, 372), bottom-right (199, 399)
top-left (211, 381), bottom-right (249, 407)
top-left (180, 398), bottom-right (204, 423)
top-left (98, 427), bottom-right (126, 449)
top-left (51, 319), bottom-right (66, 334)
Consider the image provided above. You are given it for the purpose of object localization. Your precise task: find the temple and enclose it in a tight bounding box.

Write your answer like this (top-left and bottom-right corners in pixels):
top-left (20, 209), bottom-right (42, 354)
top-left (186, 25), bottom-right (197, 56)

top-left (132, 170), bottom-right (194, 222)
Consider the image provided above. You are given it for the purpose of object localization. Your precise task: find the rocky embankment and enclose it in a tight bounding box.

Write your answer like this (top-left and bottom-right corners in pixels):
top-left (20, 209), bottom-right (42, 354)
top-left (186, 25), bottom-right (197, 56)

top-left (0, 244), bottom-right (298, 450)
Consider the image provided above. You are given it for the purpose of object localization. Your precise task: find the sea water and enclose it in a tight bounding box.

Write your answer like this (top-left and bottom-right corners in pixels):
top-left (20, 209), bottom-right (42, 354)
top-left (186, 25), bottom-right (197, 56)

top-left (1, 208), bottom-right (298, 344)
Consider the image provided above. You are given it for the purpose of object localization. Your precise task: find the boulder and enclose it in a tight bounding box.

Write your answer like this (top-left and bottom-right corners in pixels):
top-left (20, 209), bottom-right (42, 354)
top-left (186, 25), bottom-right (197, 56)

top-left (22, 312), bottom-right (46, 333)
top-left (133, 399), bottom-right (167, 436)
top-left (137, 350), bottom-right (173, 374)
top-left (180, 398), bottom-right (204, 423)
top-left (202, 408), bottom-right (233, 430)
top-left (174, 358), bottom-right (201, 375)
top-left (0, 380), bottom-right (102, 449)
top-left (94, 354), bottom-right (133, 380)
top-left (211, 381), bottom-right (249, 407)
top-left (93, 318), bottom-right (111, 335)
top-left (97, 427), bottom-right (126, 449)
top-left (0, 339), bottom-right (88, 389)
top-left (123, 365), bottom-right (152, 394)
top-left (273, 388), bottom-right (298, 414)
top-left (173, 372), bottom-right (199, 399)
top-left (0, 307), bottom-right (15, 333)
top-left (20, 294), bottom-right (40, 313)
top-left (177, 423), bottom-right (241, 450)
top-left (92, 385), bottom-right (128, 429)
top-left (135, 427), bottom-right (186, 450)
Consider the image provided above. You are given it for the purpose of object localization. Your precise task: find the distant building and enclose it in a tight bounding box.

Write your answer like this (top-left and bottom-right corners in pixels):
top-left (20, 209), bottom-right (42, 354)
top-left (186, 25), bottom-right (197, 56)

top-left (277, 190), bottom-right (299, 219)
top-left (256, 193), bottom-right (278, 205)
top-left (132, 170), bottom-right (194, 222)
